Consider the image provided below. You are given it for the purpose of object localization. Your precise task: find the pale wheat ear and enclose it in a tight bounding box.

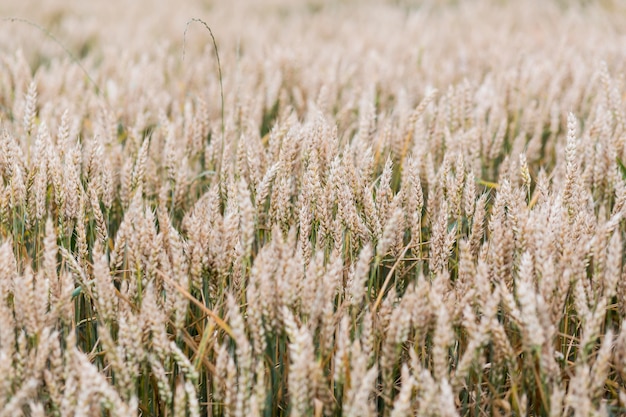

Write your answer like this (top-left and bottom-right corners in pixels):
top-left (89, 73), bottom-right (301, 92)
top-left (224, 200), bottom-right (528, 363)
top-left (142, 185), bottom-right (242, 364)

top-left (183, 18), bottom-right (225, 170)
top-left (3, 17), bottom-right (102, 95)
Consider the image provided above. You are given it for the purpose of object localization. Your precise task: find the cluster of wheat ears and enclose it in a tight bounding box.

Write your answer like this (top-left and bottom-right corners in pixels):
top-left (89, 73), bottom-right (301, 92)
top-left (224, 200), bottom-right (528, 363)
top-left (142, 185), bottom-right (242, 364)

top-left (1, 0), bottom-right (626, 416)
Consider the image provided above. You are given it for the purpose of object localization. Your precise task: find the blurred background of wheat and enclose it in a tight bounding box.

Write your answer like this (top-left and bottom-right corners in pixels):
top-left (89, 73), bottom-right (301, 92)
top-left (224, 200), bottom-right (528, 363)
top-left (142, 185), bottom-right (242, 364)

top-left (1, 0), bottom-right (626, 416)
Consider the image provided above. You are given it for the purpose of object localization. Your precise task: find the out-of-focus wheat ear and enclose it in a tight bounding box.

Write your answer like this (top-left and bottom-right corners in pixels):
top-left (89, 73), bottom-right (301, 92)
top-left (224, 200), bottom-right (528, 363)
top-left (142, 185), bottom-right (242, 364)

top-left (319, 254), bottom-right (343, 355)
top-left (119, 156), bottom-right (133, 208)
top-left (516, 252), bottom-right (546, 350)
top-left (89, 186), bottom-right (108, 247)
top-left (12, 266), bottom-right (38, 337)
top-left (194, 98), bottom-right (209, 157)
top-left (62, 143), bottom-right (82, 221)
top-left (381, 300), bottom-right (410, 406)
top-left (173, 377), bottom-right (186, 417)
top-left (77, 348), bottom-right (136, 416)
top-left (119, 304), bottom-right (141, 349)
top-left (599, 61), bottom-right (626, 133)
top-left (537, 296), bottom-right (560, 378)
top-left (612, 171), bottom-right (626, 216)
top-left (346, 243), bottom-right (372, 308)
top-left (0, 306), bottom-right (15, 402)
top-left (32, 270), bottom-right (51, 328)
top-left (452, 318), bottom-right (487, 392)
top-left (9, 162), bottom-right (26, 213)
top-left (357, 92), bottom-right (376, 146)
top-left (342, 180), bottom-right (370, 244)
top-left (424, 153), bottom-right (442, 219)
top-left (0, 183), bottom-right (9, 230)
top-left (344, 343), bottom-right (378, 417)
top-left (377, 286), bottom-right (397, 336)
top-left (403, 281), bottom-right (430, 350)
top-left (403, 155), bottom-right (423, 255)
top-left (564, 363), bottom-right (592, 417)
top-left (183, 379), bottom-right (200, 417)
top-left (491, 197), bottom-right (515, 288)
top-left (316, 185), bottom-right (335, 247)
top-left (98, 323), bottom-right (130, 396)
top-left (280, 238), bottom-right (304, 317)
top-left (33, 122), bottom-right (54, 220)
top-left (142, 207), bottom-right (161, 282)
top-left (251, 359), bottom-right (267, 416)
top-left (22, 80), bottom-right (37, 138)
top-left (519, 153), bottom-right (531, 196)
top-left (74, 193), bottom-right (88, 268)
top-left (99, 158), bottom-right (114, 210)
top-left (376, 156), bottom-right (393, 221)
top-left (616, 324), bottom-right (626, 381)
top-left (246, 280), bottom-right (267, 358)
top-left (92, 243), bottom-right (117, 323)
top-left (301, 249), bottom-right (324, 325)
top-left (377, 206), bottom-right (403, 258)
top-left (224, 197), bottom-right (242, 282)
top-left (529, 167), bottom-right (550, 208)
top-left (489, 313), bottom-right (514, 367)
top-left (580, 298), bottom-right (608, 360)
top-left (162, 117), bottom-right (177, 183)
top-left (449, 153), bottom-right (465, 220)
top-left (53, 269), bottom-right (75, 324)
top-left (131, 135), bottom-right (150, 192)
top-left (269, 171), bottom-right (292, 235)
top-left (372, 118), bottom-right (390, 163)
top-left (359, 308), bottom-right (375, 368)
top-left (43, 217), bottom-right (58, 284)
top-left (213, 342), bottom-right (231, 415)
top-left (249, 241), bottom-right (277, 328)
top-left (1, 377), bottom-right (40, 417)
top-left (602, 230), bottom-right (622, 300)
top-left (247, 134), bottom-right (265, 193)
top-left (454, 241), bottom-right (475, 316)
top-left (495, 279), bottom-right (520, 328)
top-left (169, 340), bottom-right (199, 387)
top-left (334, 315), bottom-right (350, 385)
top-left (10, 329), bottom-right (26, 385)
top-left (359, 181), bottom-right (380, 242)
top-left (573, 274), bottom-right (591, 326)
top-left (85, 135), bottom-right (103, 183)
top-left (59, 327), bottom-right (77, 413)
top-left (255, 161), bottom-right (280, 214)
top-left (226, 294), bottom-right (252, 417)
top-left (173, 155), bottom-right (191, 210)
top-left (28, 401), bottom-right (45, 417)
top-left (468, 193), bottom-right (487, 257)
top-left (412, 349), bottom-right (438, 415)
top-left (429, 198), bottom-right (450, 274)
top-left (618, 256), bottom-right (626, 316)
top-left (311, 351), bottom-right (334, 416)
top-left (42, 331), bottom-right (63, 409)
top-left (298, 157), bottom-right (318, 264)
top-left (109, 211), bottom-right (130, 276)
top-left (463, 169), bottom-right (476, 218)
top-left (437, 378), bottom-right (461, 417)
top-left (283, 306), bottom-right (314, 417)
top-left (433, 301), bottom-right (453, 382)
top-left (56, 108), bottom-right (70, 160)
top-left (563, 112), bottom-right (581, 212)
top-left (390, 363), bottom-right (415, 417)
top-left (590, 329), bottom-right (613, 401)
top-left (403, 88), bottom-right (438, 155)
top-left (487, 116), bottom-right (507, 162)
top-left (548, 384), bottom-right (565, 417)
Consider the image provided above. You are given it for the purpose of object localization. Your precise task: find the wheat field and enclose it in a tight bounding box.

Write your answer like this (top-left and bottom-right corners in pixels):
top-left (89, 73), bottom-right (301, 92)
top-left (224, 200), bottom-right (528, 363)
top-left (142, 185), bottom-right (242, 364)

top-left (1, 0), bottom-right (626, 415)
